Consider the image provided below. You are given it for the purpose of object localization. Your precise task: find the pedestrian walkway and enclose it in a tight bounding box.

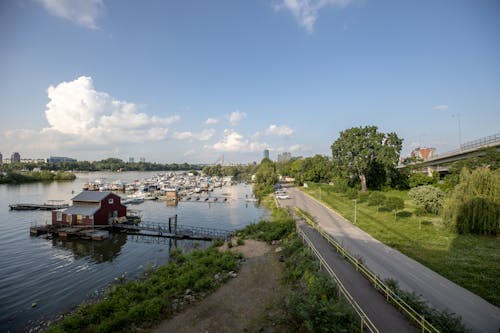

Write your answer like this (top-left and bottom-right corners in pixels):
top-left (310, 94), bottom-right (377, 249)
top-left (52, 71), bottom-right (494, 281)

top-left (298, 221), bottom-right (417, 333)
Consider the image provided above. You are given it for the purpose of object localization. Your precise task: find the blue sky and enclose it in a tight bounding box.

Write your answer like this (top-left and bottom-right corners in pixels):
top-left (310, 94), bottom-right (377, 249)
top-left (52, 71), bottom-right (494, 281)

top-left (0, 0), bottom-right (499, 163)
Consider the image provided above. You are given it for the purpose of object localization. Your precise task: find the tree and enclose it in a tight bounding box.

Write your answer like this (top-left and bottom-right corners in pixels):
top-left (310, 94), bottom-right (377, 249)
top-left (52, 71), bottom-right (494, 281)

top-left (331, 126), bottom-right (402, 192)
top-left (253, 158), bottom-right (278, 199)
top-left (443, 167), bottom-right (500, 235)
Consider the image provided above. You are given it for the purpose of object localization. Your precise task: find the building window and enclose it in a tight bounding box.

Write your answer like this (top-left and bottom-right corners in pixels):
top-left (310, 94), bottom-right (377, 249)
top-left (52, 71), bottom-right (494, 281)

top-left (108, 198), bottom-right (114, 204)
top-left (56, 211), bottom-right (62, 221)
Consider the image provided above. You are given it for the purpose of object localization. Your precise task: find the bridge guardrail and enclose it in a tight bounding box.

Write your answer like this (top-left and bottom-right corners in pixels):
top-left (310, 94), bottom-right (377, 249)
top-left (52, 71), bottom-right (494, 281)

top-left (295, 208), bottom-right (441, 333)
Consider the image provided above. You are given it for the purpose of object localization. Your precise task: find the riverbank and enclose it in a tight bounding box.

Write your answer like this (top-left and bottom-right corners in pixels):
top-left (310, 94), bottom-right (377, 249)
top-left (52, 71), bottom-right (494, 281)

top-left (0, 171), bottom-right (76, 184)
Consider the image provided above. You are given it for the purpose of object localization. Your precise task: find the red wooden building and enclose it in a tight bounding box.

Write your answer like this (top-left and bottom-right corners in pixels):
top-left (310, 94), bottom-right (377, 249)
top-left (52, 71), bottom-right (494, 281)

top-left (52, 191), bottom-right (126, 226)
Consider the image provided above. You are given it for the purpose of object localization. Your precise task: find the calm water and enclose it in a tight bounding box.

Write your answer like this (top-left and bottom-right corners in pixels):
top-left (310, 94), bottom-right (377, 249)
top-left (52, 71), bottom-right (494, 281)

top-left (0, 172), bottom-right (265, 332)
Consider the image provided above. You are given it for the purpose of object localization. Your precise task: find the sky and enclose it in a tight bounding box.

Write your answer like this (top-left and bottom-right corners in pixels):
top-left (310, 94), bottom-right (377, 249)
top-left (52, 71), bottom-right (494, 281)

top-left (0, 0), bottom-right (499, 164)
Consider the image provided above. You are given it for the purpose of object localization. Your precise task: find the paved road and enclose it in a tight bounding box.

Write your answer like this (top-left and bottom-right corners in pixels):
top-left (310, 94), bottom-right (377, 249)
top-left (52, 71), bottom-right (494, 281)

top-left (298, 222), bottom-right (417, 332)
top-left (281, 187), bottom-right (500, 333)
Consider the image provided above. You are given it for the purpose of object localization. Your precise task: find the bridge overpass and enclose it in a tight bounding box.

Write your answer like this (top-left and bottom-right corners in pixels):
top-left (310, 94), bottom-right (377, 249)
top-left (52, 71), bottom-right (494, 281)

top-left (400, 134), bottom-right (500, 175)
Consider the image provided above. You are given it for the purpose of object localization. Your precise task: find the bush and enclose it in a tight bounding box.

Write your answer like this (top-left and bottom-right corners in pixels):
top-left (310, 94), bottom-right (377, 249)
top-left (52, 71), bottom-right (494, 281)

top-left (408, 185), bottom-right (444, 214)
top-left (443, 168), bottom-right (500, 235)
top-left (357, 191), bottom-right (371, 203)
top-left (384, 196), bottom-right (405, 212)
top-left (408, 173), bottom-right (435, 188)
top-left (367, 192), bottom-right (386, 206)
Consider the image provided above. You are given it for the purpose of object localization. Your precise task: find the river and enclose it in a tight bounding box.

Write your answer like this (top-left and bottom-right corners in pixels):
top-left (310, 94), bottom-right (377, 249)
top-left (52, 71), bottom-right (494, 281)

top-left (0, 171), bottom-right (266, 332)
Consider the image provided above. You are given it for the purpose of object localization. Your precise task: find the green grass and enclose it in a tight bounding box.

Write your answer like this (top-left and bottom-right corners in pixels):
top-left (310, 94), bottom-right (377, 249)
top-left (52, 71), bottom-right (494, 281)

top-left (304, 183), bottom-right (500, 307)
top-left (46, 246), bottom-right (239, 333)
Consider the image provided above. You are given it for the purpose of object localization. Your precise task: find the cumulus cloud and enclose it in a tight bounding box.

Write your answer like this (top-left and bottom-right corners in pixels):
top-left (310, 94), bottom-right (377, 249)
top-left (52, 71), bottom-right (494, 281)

top-left (212, 130), bottom-right (267, 152)
top-left (274, 0), bottom-right (353, 33)
top-left (205, 118), bottom-right (219, 125)
top-left (36, 0), bottom-right (105, 29)
top-left (433, 105), bottom-right (449, 111)
top-left (43, 76), bottom-right (179, 144)
top-left (172, 128), bottom-right (215, 141)
top-left (228, 110), bottom-right (247, 126)
top-left (265, 124), bottom-right (294, 137)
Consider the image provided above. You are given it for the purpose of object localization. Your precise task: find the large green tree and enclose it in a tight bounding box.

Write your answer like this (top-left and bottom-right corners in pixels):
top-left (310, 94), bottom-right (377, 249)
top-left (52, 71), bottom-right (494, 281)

top-left (331, 126), bottom-right (402, 192)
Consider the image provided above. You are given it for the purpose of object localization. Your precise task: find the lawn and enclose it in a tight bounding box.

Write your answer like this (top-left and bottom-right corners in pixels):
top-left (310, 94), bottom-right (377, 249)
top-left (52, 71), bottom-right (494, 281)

top-left (303, 183), bottom-right (500, 307)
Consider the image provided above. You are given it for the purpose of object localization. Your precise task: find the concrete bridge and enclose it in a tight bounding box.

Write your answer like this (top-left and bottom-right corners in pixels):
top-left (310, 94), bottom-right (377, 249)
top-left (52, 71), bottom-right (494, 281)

top-left (401, 134), bottom-right (500, 175)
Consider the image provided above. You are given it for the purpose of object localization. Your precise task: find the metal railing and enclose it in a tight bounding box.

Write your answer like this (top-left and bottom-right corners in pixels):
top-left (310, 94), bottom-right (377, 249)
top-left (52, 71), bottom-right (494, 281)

top-left (295, 208), bottom-right (440, 333)
top-left (430, 133), bottom-right (500, 159)
top-left (297, 226), bottom-right (380, 333)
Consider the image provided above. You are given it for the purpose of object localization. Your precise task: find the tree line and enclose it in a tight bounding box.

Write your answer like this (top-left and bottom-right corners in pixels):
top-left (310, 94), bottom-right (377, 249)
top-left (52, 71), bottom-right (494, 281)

top-left (0, 158), bottom-right (203, 172)
top-left (252, 125), bottom-right (499, 236)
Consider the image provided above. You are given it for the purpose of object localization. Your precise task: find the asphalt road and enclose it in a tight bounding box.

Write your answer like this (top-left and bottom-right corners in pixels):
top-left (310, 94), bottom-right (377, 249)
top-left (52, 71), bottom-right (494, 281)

top-left (281, 187), bottom-right (500, 333)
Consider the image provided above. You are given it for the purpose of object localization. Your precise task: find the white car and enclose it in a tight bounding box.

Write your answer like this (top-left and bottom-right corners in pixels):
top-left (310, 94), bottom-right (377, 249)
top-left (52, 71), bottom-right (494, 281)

top-left (276, 194), bottom-right (290, 199)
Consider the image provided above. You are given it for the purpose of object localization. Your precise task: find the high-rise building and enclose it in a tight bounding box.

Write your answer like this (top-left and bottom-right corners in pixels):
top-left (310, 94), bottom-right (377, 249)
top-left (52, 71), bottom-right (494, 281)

top-left (11, 152), bottom-right (20, 163)
top-left (129, 157), bottom-right (135, 163)
top-left (263, 149), bottom-right (270, 160)
top-left (277, 152), bottom-right (292, 163)
top-left (139, 157), bottom-right (146, 163)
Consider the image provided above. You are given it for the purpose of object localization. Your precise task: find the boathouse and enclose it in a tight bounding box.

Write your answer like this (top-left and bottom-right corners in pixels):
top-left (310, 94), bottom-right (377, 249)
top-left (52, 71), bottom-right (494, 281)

top-left (52, 191), bottom-right (126, 226)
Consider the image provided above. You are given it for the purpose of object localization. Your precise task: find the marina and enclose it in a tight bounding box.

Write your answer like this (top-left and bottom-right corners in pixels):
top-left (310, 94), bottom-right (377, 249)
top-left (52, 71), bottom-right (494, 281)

top-left (0, 171), bottom-right (265, 332)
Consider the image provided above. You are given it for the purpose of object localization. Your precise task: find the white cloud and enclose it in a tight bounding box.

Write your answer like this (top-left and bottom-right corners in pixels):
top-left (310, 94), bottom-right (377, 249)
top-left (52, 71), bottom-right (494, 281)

top-left (36, 0), bottom-right (105, 29)
top-left (288, 144), bottom-right (307, 153)
top-left (42, 76), bottom-right (178, 144)
top-left (212, 129), bottom-right (267, 152)
top-left (274, 0), bottom-right (353, 33)
top-left (172, 128), bottom-right (215, 141)
top-left (228, 110), bottom-right (247, 126)
top-left (205, 118), bottom-right (219, 125)
top-left (265, 124), bottom-right (294, 137)
top-left (433, 105), bottom-right (449, 111)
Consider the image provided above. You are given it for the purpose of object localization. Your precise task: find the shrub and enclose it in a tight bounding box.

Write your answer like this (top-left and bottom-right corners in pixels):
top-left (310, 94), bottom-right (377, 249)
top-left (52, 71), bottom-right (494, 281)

top-left (367, 192), bottom-right (386, 207)
top-left (357, 191), bottom-right (371, 203)
top-left (408, 173), bottom-right (435, 188)
top-left (384, 196), bottom-right (405, 212)
top-left (408, 185), bottom-right (444, 214)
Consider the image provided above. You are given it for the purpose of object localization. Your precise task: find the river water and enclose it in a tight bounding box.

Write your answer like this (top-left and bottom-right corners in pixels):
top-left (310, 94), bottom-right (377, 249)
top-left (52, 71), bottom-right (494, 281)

top-left (0, 172), bottom-right (266, 332)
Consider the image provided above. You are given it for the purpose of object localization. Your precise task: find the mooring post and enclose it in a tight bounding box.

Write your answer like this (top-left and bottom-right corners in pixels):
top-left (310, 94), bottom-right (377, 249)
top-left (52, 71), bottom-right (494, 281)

top-left (168, 217), bottom-right (172, 233)
top-left (174, 214), bottom-right (178, 233)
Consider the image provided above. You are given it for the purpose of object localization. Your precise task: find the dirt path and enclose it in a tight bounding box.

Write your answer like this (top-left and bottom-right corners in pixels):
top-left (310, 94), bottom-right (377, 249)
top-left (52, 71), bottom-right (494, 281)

top-left (152, 240), bottom-right (284, 333)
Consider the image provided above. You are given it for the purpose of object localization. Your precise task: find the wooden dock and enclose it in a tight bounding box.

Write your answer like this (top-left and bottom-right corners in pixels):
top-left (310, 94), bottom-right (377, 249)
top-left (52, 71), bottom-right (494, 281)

top-left (10, 201), bottom-right (69, 211)
top-left (30, 215), bottom-right (232, 241)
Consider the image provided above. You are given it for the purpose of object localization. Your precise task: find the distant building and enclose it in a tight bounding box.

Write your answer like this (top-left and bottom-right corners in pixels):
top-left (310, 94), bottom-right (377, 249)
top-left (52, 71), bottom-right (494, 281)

top-left (47, 156), bottom-right (77, 163)
top-left (21, 158), bottom-right (47, 164)
top-left (0, 152), bottom-right (2, 164)
top-left (11, 152), bottom-right (20, 163)
top-left (139, 157), bottom-right (146, 163)
top-left (263, 149), bottom-right (270, 160)
top-left (277, 152), bottom-right (292, 163)
top-left (129, 157), bottom-right (135, 163)
top-left (410, 147), bottom-right (436, 161)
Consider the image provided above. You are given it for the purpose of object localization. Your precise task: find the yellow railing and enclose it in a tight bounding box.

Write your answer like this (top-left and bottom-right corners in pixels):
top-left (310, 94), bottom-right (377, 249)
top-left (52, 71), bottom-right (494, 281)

top-left (297, 226), bottom-right (380, 333)
top-left (295, 208), bottom-right (440, 333)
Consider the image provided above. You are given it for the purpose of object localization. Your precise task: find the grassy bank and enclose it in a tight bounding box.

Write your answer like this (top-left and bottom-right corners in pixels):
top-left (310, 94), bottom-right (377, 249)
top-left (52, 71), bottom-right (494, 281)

top-left (0, 171), bottom-right (76, 184)
top-left (238, 198), bottom-right (359, 332)
top-left (304, 183), bottom-right (500, 307)
top-left (46, 245), bottom-right (239, 333)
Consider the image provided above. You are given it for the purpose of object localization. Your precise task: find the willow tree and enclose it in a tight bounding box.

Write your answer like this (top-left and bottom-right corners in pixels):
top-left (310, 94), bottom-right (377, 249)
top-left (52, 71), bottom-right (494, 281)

top-left (331, 126), bottom-right (402, 192)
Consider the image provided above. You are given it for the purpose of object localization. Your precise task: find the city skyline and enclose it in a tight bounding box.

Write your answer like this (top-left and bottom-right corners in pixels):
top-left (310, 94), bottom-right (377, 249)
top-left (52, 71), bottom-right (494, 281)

top-left (1, 1), bottom-right (499, 163)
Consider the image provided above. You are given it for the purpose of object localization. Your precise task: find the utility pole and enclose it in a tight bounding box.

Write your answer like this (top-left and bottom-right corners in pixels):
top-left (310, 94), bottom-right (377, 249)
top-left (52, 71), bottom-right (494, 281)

top-left (453, 113), bottom-right (462, 149)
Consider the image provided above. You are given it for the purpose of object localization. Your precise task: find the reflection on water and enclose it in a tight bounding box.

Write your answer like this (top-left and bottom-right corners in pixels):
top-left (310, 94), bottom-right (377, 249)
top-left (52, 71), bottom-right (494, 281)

top-left (50, 233), bottom-right (128, 263)
top-left (0, 172), bottom-right (266, 332)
